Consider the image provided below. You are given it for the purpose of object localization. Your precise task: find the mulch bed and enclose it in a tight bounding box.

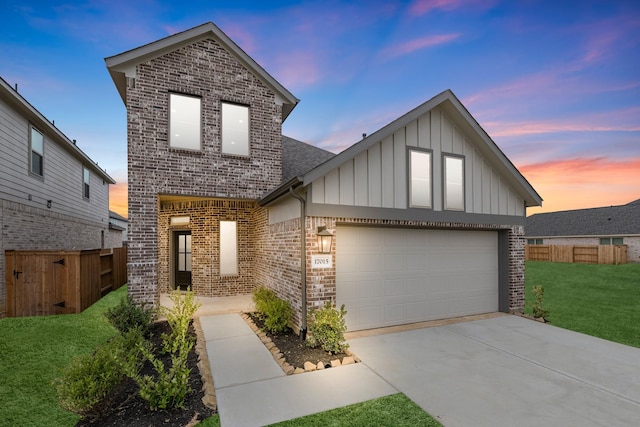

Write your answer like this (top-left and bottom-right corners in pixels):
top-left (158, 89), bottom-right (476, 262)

top-left (246, 313), bottom-right (349, 369)
top-left (76, 321), bottom-right (215, 427)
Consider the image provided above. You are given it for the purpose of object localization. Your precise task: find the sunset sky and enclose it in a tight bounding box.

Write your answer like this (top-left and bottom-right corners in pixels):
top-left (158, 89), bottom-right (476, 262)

top-left (2, 0), bottom-right (638, 218)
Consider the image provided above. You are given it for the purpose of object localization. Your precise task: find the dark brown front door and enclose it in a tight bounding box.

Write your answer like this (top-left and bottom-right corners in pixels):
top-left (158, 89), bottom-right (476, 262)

top-left (174, 231), bottom-right (192, 291)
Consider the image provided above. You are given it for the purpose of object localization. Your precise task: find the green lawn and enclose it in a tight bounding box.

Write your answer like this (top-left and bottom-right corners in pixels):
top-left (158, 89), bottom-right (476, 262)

top-left (525, 261), bottom-right (640, 348)
top-left (0, 286), bottom-right (124, 426)
top-left (267, 393), bottom-right (441, 427)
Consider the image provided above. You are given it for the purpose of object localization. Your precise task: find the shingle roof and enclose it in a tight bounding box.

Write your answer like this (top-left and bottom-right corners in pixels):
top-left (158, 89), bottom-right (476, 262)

top-left (526, 199), bottom-right (640, 237)
top-left (281, 135), bottom-right (335, 182)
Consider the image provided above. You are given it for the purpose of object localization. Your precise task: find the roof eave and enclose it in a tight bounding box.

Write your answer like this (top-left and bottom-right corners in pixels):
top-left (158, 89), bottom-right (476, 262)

top-left (0, 76), bottom-right (116, 184)
top-left (258, 176), bottom-right (303, 207)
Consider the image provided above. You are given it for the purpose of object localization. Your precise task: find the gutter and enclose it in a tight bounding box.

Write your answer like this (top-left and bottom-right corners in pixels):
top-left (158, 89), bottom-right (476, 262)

top-left (288, 185), bottom-right (308, 341)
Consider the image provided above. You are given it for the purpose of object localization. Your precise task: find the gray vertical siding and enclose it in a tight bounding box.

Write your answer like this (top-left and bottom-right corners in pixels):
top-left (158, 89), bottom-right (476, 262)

top-left (310, 107), bottom-right (526, 217)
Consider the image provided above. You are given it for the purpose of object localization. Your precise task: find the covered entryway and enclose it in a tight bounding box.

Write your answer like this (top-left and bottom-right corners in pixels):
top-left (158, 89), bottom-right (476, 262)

top-left (336, 226), bottom-right (499, 331)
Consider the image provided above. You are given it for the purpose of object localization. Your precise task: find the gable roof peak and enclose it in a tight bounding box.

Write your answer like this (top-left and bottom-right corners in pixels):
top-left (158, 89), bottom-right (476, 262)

top-left (105, 21), bottom-right (299, 121)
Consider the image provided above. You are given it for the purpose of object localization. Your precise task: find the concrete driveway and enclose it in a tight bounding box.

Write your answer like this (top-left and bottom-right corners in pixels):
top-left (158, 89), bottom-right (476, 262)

top-left (348, 315), bottom-right (640, 427)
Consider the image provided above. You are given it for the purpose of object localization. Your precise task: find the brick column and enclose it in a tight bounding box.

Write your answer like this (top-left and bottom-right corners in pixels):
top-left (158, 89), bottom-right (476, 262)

top-left (508, 225), bottom-right (526, 312)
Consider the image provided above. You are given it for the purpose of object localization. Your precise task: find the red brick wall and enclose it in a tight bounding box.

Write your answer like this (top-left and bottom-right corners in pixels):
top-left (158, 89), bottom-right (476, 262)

top-left (158, 199), bottom-right (257, 297)
top-left (126, 38), bottom-right (283, 305)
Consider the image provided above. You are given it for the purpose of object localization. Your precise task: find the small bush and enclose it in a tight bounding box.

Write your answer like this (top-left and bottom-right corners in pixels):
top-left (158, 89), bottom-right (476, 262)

top-left (56, 329), bottom-right (145, 420)
top-left (307, 302), bottom-right (349, 354)
top-left (128, 289), bottom-right (200, 410)
top-left (253, 287), bottom-right (292, 334)
top-left (253, 287), bottom-right (278, 319)
top-left (105, 294), bottom-right (156, 338)
top-left (263, 297), bottom-right (293, 334)
top-left (532, 285), bottom-right (550, 320)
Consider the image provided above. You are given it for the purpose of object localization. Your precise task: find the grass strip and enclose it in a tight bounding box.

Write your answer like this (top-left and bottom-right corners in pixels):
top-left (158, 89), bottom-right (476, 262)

top-left (0, 286), bottom-right (125, 426)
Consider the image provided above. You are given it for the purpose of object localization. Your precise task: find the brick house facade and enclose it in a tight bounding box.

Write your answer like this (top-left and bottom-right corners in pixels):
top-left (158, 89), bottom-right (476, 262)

top-left (106, 22), bottom-right (541, 333)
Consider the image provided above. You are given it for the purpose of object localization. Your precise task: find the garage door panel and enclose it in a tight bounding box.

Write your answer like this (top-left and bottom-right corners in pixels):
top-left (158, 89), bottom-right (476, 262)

top-left (337, 227), bottom-right (499, 331)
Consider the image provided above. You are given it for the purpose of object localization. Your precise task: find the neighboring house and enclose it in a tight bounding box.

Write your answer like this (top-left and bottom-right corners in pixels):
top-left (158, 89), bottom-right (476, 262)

top-left (106, 22), bottom-right (541, 333)
top-left (526, 200), bottom-right (640, 263)
top-left (108, 210), bottom-right (128, 247)
top-left (0, 76), bottom-right (116, 318)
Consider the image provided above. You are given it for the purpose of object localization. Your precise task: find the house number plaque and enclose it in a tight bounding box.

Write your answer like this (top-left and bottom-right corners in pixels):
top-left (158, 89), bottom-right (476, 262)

top-left (311, 255), bottom-right (332, 269)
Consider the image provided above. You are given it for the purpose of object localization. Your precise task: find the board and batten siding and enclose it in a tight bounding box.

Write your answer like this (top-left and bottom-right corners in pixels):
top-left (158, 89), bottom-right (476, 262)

top-left (310, 107), bottom-right (525, 217)
top-left (0, 97), bottom-right (109, 225)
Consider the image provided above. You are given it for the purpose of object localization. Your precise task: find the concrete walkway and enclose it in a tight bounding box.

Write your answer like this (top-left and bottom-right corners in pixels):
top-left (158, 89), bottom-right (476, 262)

top-left (201, 313), bottom-right (397, 427)
top-left (349, 315), bottom-right (640, 427)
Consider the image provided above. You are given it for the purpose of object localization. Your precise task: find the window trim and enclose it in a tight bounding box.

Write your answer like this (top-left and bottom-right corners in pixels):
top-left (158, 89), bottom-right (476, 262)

top-left (83, 167), bottom-right (90, 200)
top-left (219, 220), bottom-right (238, 276)
top-left (29, 124), bottom-right (44, 177)
top-left (442, 153), bottom-right (465, 211)
top-left (221, 101), bottom-right (250, 157)
top-left (168, 92), bottom-right (202, 151)
top-left (407, 147), bottom-right (433, 209)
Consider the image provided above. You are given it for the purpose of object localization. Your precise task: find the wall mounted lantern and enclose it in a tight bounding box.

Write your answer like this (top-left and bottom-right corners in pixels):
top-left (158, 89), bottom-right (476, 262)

top-left (317, 226), bottom-right (334, 254)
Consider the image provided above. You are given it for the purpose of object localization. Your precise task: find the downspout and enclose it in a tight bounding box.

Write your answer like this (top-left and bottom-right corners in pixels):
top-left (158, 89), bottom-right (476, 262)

top-left (289, 185), bottom-right (307, 340)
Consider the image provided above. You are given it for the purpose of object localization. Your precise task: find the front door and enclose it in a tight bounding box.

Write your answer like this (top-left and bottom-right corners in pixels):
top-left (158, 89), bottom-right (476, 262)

top-left (174, 231), bottom-right (192, 291)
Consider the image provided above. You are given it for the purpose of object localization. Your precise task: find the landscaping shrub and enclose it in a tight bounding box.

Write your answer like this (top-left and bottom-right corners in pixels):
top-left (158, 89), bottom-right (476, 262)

top-left (105, 294), bottom-right (156, 338)
top-left (55, 329), bottom-right (146, 421)
top-left (307, 302), bottom-right (349, 354)
top-left (263, 296), bottom-right (293, 334)
top-left (127, 289), bottom-right (200, 410)
top-left (253, 287), bottom-right (278, 319)
top-left (253, 287), bottom-right (292, 333)
top-left (532, 284), bottom-right (550, 320)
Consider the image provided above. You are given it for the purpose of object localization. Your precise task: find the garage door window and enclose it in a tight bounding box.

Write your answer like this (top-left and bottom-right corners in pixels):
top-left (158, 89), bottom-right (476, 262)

top-left (443, 154), bottom-right (464, 211)
top-left (409, 148), bottom-right (432, 208)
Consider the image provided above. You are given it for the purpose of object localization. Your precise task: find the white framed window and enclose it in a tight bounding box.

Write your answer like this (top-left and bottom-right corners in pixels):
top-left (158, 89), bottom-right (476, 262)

top-left (600, 237), bottom-right (624, 245)
top-left (409, 149), bottom-right (432, 208)
top-left (83, 167), bottom-right (90, 199)
top-left (169, 93), bottom-right (201, 150)
top-left (30, 125), bottom-right (44, 176)
top-left (220, 220), bottom-right (238, 276)
top-left (222, 102), bottom-right (249, 156)
top-left (444, 154), bottom-right (464, 211)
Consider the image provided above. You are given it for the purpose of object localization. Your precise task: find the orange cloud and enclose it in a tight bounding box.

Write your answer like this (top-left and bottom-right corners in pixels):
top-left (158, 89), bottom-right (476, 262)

top-left (109, 182), bottom-right (128, 219)
top-left (520, 157), bottom-right (640, 215)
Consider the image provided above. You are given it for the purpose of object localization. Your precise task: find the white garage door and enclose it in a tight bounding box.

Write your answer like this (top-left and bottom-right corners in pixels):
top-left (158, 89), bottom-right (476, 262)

top-left (337, 227), bottom-right (499, 331)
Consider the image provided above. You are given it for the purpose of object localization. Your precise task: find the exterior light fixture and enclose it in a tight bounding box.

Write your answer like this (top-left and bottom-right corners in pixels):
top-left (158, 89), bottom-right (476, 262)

top-left (47, 200), bottom-right (52, 208)
top-left (317, 226), bottom-right (334, 254)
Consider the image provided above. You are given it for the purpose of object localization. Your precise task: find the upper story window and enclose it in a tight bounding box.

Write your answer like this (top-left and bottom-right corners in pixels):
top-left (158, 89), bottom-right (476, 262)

top-left (408, 148), bottom-right (432, 208)
top-left (83, 167), bottom-right (90, 199)
top-left (30, 125), bottom-right (44, 176)
top-left (443, 154), bottom-right (464, 211)
top-left (169, 93), bottom-right (201, 150)
top-left (222, 102), bottom-right (249, 156)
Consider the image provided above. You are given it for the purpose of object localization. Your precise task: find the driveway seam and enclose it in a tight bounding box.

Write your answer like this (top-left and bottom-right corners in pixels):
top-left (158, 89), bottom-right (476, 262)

top-left (442, 325), bottom-right (640, 408)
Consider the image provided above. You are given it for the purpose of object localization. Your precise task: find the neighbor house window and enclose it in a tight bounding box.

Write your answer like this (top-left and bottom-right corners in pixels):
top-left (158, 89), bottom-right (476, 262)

top-left (83, 167), bottom-right (90, 199)
top-left (527, 239), bottom-right (543, 245)
top-left (30, 125), bottom-right (44, 176)
top-left (222, 102), bottom-right (249, 156)
top-left (220, 221), bottom-right (238, 275)
top-left (444, 154), bottom-right (464, 211)
top-left (600, 237), bottom-right (624, 245)
top-left (409, 149), bottom-right (432, 208)
top-left (169, 93), bottom-right (201, 150)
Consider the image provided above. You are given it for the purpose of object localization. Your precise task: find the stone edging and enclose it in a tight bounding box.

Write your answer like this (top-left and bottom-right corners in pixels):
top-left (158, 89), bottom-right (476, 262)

top-left (192, 317), bottom-right (217, 411)
top-left (239, 312), bottom-right (361, 375)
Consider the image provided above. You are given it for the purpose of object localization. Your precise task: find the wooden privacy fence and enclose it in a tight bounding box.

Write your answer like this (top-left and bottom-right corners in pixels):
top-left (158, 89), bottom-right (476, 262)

top-left (525, 244), bottom-right (627, 265)
top-left (5, 247), bottom-right (127, 317)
